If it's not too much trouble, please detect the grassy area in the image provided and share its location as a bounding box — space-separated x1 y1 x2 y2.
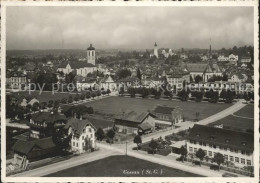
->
46 155 202 177
87 96 233 121
208 104 254 132
233 104 254 118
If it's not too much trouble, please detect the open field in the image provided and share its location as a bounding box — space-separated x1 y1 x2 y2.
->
46 155 201 177
87 96 233 121
208 104 254 132
233 104 254 118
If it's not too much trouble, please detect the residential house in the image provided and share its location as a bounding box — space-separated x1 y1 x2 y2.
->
114 111 156 134
29 111 67 139
75 76 97 91
240 57 251 63
217 55 229 62
201 55 208 62
142 77 164 88
28 98 40 106
6 72 27 90
187 124 254 168
12 137 57 165
180 53 188 59
99 75 117 91
228 73 247 83
152 105 183 127
229 54 239 65
118 77 141 91
65 118 96 154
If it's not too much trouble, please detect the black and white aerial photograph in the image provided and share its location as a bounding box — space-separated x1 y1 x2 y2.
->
1 1 258 181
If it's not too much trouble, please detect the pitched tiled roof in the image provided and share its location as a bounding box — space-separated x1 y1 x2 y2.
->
12 137 56 155
84 116 114 129
186 63 208 73
153 105 180 115
115 111 155 123
12 140 35 155
139 122 153 130
188 124 254 152
58 62 95 69
31 112 66 124
65 118 95 136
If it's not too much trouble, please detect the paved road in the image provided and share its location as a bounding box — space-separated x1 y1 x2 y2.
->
139 99 247 144
12 148 118 177
10 100 247 177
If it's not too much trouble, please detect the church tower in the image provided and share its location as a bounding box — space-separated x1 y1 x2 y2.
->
154 42 158 58
87 43 95 65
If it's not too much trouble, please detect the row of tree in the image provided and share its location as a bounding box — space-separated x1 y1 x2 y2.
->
179 147 224 171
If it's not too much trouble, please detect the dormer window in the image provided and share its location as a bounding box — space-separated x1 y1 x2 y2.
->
196 133 200 137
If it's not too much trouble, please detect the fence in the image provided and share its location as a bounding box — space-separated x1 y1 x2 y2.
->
186 157 253 176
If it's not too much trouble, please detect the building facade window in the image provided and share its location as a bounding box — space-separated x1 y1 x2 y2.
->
189 147 193 152
247 160 251 166
230 156 234 162
241 158 245 164
224 155 228 161
209 151 212 157
235 157 239 163
194 148 197 153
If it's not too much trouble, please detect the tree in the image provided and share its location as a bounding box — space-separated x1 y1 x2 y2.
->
96 91 101 98
52 126 72 151
137 68 142 80
106 129 115 144
220 89 227 101
80 93 85 101
101 90 106 96
179 146 187 162
74 94 79 103
68 96 73 103
128 87 136 98
26 104 32 112
61 98 67 104
84 136 92 152
116 69 132 79
16 106 25 120
47 100 54 108
194 75 203 83
214 153 224 171
119 87 124 96
177 89 189 101
32 102 40 112
86 93 91 100
149 139 159 155
91 92 97 99
195 91 204 102
225 90 235 103
195 148 206 166
106 89 111 95
133 135 142 150
141 88 150 98
96 128 105 141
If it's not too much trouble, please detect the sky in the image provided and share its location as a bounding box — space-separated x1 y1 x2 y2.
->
6 6 254 50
